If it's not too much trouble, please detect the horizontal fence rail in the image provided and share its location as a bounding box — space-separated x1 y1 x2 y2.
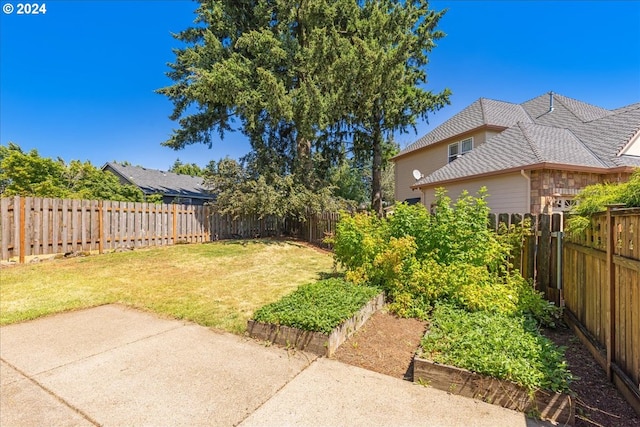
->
0 196 340 262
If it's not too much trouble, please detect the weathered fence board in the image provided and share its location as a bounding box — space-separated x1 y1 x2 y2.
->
0 196 339 262
563 207 640 415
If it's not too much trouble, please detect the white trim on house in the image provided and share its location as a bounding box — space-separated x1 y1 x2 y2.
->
619 130 640 157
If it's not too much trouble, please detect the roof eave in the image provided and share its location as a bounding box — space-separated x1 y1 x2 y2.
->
410 163 637 190
102 163 136 186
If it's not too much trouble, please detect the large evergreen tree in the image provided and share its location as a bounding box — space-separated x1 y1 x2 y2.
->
327 0 450 214
158 0 346 182
158 0 449 215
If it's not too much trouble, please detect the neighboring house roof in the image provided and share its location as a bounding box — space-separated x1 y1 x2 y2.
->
403 93 640 187
103 162 213 200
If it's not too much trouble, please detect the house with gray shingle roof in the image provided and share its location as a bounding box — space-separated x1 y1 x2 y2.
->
393 92 640 214
102 162 214 205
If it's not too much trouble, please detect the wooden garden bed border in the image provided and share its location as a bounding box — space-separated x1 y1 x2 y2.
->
247 293 384 357
412 355 575 426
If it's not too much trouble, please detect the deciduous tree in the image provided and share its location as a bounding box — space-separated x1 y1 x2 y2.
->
0 143 146 202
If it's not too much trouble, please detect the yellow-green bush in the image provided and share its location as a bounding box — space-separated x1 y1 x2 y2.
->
332 188 559 326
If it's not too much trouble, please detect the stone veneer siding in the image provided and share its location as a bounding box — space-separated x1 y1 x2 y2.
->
529 169 633 214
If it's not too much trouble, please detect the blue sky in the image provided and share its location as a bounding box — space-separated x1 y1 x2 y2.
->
1 1 639 171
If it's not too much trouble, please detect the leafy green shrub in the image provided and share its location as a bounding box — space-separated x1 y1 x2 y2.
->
331 211 389 273
567 169 640 234
252 278 380 334
421 304 572 393
332 188 549 324
384 189 511 268
330 187 567 393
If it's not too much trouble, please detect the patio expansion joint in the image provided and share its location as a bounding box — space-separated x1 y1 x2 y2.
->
235 355 320 426
1 356 101 426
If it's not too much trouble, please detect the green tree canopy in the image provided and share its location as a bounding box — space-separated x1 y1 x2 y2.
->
158 0 348 181
169 158 205 176
204 156 352 219
0 143 146 202
326 0 450 214
158 0 450 214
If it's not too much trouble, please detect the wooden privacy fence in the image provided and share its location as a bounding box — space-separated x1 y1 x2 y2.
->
0 196 340 262
487 209 639 413
487 212 564 304
562 206 640 414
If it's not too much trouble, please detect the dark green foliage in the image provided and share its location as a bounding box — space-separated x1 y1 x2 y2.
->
203 157 350 219
326 0 451 214
421 304 572 393
252 278 380 334
158 0 449 214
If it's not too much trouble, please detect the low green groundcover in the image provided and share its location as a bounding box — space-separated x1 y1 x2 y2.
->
252 278 380 334
421 303 572 393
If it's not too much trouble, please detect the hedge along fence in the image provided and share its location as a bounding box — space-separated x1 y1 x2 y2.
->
0 196 341 263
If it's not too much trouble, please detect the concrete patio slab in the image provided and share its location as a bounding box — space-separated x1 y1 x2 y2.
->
0 305 554 427
0 305 183 375
1 361 94 427
1 305 315 427
239 357 543 427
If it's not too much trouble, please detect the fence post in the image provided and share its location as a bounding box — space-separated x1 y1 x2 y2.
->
19 197 25 264
538 214 551 299
172 204 178 244
98 200 104 254
549 213 562 306
605 205 617 381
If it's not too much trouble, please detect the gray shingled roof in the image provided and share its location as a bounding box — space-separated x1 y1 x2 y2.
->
104 162 212 199
397 98 533 155
411 93 640 186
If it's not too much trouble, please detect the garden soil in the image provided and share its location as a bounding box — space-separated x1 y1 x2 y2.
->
332 310 640 427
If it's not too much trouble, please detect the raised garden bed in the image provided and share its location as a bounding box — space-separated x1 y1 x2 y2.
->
248 287 384 357
412 355 575 425
414 304 576 425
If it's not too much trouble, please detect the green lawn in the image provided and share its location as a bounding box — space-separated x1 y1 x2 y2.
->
0 240 335 334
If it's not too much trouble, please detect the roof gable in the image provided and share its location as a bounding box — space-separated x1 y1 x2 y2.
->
104 163 212 199
397 98 531 156
415 123 606 185
406 92 640 187
521 93 611 123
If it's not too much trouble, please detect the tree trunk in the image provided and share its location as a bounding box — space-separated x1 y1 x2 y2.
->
294 1 314 188
296 135 313 185
371 121 383 217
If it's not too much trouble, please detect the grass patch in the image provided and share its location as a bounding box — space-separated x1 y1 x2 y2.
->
420 303 572 393
252 278 380 334
0 240 334 334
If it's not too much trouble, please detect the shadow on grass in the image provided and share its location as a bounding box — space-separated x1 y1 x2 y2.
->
212 237 331 251
319 271 345 280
